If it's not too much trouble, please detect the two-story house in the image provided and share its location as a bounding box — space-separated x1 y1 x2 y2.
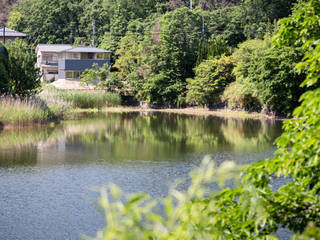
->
36 44 111 82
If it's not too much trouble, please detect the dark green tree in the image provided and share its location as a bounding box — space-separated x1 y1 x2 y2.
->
6 39 40 95
143 7 202 105
186 55 235 106
0 43 9 93
231 38 305 115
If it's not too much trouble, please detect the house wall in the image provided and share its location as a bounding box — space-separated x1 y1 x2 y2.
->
58 70 66 79
1 36 25 43
58 59 109 71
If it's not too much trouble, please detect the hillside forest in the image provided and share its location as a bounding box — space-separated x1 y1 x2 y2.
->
0 0 320 239
3 0 310 116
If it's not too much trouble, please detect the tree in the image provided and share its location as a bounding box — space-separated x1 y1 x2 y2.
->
112 32 144 95
0 43 9 93
142 7 202 105
229 38 305 115
6 39 41 95
186 55 235 106
80 63 120 92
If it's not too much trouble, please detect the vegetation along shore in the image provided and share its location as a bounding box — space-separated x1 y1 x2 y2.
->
0 0 319 239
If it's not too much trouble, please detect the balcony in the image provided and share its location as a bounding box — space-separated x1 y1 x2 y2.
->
58 59 109 71
42 61 58 66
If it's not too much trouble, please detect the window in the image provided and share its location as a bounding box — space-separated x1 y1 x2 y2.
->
74 71 80 79
66 71 81 79
67 53 79 59
97 52 111 60
66 72 73 79
97 53 105 59
81 53 94 59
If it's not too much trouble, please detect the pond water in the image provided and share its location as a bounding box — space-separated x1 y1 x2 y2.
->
0 112 283 240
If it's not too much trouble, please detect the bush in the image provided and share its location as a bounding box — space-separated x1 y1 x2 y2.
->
186 56 235 107
225 38 305 116
222 81 261 111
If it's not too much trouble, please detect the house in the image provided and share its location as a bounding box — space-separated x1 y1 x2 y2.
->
36 44 111 82
0 27 27 43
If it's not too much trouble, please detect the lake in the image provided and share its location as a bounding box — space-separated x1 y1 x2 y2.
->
0 112 283 239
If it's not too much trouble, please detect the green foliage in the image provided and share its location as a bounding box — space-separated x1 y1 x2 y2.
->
0 43 9 93
222 81 261 111
196 36 233 65
141 7 202 105
59 91 121 109
292 224 320 240
80 63 117 91
5 39 41 96
112 32 144 95
87 158 250 240
227 38 305 115
0 96 56 124
186 55 235 106
0 64 9 93
89 1 320 239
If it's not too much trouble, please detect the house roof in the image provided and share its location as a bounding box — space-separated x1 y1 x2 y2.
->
0 27 27 37
36 44 73 53
58 46 111 53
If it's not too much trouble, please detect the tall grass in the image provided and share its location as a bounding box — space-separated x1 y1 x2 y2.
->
0 86 121 125
41 85 121 109
59 91 121 109
0 96 51 124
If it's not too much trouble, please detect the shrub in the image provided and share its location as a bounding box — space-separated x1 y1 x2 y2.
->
230 38 305 116
186 56 235 107
222 81 261 111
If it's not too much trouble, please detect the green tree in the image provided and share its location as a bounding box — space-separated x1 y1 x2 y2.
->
6 39 40 95
0 43 9 93
112 32 144 95
229 38 305 115
142 7 202 105
8 0 83 44
80 63 120 92
186 55 235 106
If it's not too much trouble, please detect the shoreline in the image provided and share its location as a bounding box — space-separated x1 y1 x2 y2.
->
101 107 288 121
0 106 287 130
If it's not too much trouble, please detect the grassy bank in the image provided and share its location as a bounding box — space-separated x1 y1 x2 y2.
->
0 96 58 125
0 86 122 126
0 85 283 127
40 86 121 109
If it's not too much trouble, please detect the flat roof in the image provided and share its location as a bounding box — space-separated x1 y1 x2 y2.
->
59 46 111 53
0 27 27 37
36 44 73 53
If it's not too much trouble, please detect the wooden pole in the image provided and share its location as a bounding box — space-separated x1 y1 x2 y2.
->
2 25 5 44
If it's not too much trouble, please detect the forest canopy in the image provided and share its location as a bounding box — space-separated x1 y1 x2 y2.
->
6 0 302 114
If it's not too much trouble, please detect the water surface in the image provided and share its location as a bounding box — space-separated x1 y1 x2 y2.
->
0 112 283 239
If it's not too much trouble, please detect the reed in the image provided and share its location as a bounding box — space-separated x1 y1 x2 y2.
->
0 96 50 124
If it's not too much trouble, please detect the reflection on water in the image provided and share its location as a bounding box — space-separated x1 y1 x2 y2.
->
0 112 283 240
0 112 282 167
